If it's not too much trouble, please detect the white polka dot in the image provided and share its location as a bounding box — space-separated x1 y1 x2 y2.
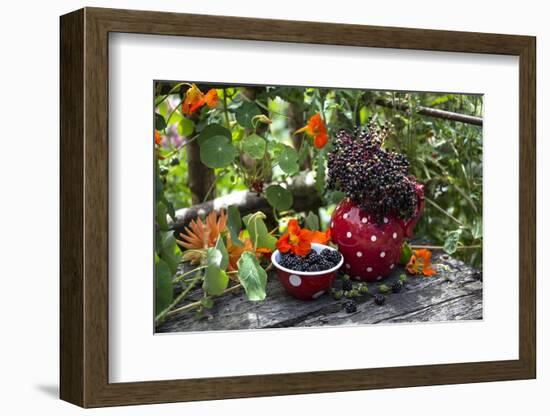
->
361 217 368 224
345 263 350 269
380 251 386 258
390 264 395 269
346 231 352 238
383 217 389 224
289 275 302 287
355 276 362 281
312 290 325 299
371 235 377 242
392 232 397 239
356 251 363 257
367 267 373 272
343 213 348 219
377 276 383 281
331 221 334 227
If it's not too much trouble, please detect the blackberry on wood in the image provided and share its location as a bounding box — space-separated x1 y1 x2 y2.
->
374 294 386 306
344 300 357 313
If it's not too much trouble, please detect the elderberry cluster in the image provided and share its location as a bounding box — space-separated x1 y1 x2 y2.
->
327 122 418 223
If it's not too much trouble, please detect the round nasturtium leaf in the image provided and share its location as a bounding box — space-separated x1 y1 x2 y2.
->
197 123 232 145
200 135 237 168
178 117 195 137
265 185 293 211
235 101 262 128
242 134 266 160
276 146 299 175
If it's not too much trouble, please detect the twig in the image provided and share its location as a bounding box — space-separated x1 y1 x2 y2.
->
373 98 483 126
410 244 482 250
167 283 243 317
425 197 464 228
155 270 204 325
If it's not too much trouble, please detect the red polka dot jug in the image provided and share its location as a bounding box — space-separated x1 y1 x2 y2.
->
330 183 425 281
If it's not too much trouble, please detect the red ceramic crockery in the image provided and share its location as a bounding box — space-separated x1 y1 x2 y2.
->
271 243 344 301
330 183 424 281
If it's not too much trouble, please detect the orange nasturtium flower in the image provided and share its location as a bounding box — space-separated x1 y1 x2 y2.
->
295 112 329 149
154 130 162 145
276 219 331 257
406 249 436 277
181 84 219 116
176 209 269 273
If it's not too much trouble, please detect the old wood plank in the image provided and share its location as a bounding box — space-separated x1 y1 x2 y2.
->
156 251 482 333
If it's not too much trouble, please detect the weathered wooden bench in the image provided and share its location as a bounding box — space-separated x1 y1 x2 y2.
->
157 249 482 333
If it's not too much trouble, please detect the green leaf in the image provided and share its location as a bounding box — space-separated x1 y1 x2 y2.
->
237 252 268 301
242 134 266 159
276 146 299 175
235 101 261 128
203 265 229 296
472 220 482 240
197 123 232 145
227 205 243 246
201 297 214 309
444 229 462 254
242 211 277 251
159 232 180 275
305 211 320 231
156 202 169 231
399 241 412 265
155 112 167 131
265 185 293 211
200 135 237 168
206 247 223 267
215 235 229 270
155 258 173 315
178 117 195 137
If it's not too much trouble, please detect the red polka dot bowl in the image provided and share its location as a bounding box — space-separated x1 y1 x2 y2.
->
330 183 424 282
271 243 344 301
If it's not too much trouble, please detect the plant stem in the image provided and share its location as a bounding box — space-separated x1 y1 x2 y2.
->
222 89 231 129
172 265 207 283
410 244 482 250
161 134 200 159
155 269 204 325
425 197 464 228
167 283 243 317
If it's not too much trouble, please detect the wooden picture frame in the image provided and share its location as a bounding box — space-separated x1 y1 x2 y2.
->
60 7 536 408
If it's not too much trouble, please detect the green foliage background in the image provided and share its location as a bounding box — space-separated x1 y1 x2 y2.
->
155 84 482 269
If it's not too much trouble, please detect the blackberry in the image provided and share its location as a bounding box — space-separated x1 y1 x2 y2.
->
374 294 386 306
320 249 342 265
308 263 324 272
279 253 303 271
305 251 322 266
342 280 353 291
326 122 419 223
170 157 180 166
344 300 357 313
391 281 403 293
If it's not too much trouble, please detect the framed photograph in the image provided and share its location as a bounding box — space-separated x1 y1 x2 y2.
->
60 7 536 408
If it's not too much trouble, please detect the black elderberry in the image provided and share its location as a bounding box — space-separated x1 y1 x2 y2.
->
327 122 419 224
342 280 353 291
374 294 386 306
391 281 403 293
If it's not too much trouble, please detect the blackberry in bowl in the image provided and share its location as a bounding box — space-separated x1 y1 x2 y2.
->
271 243 344 301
